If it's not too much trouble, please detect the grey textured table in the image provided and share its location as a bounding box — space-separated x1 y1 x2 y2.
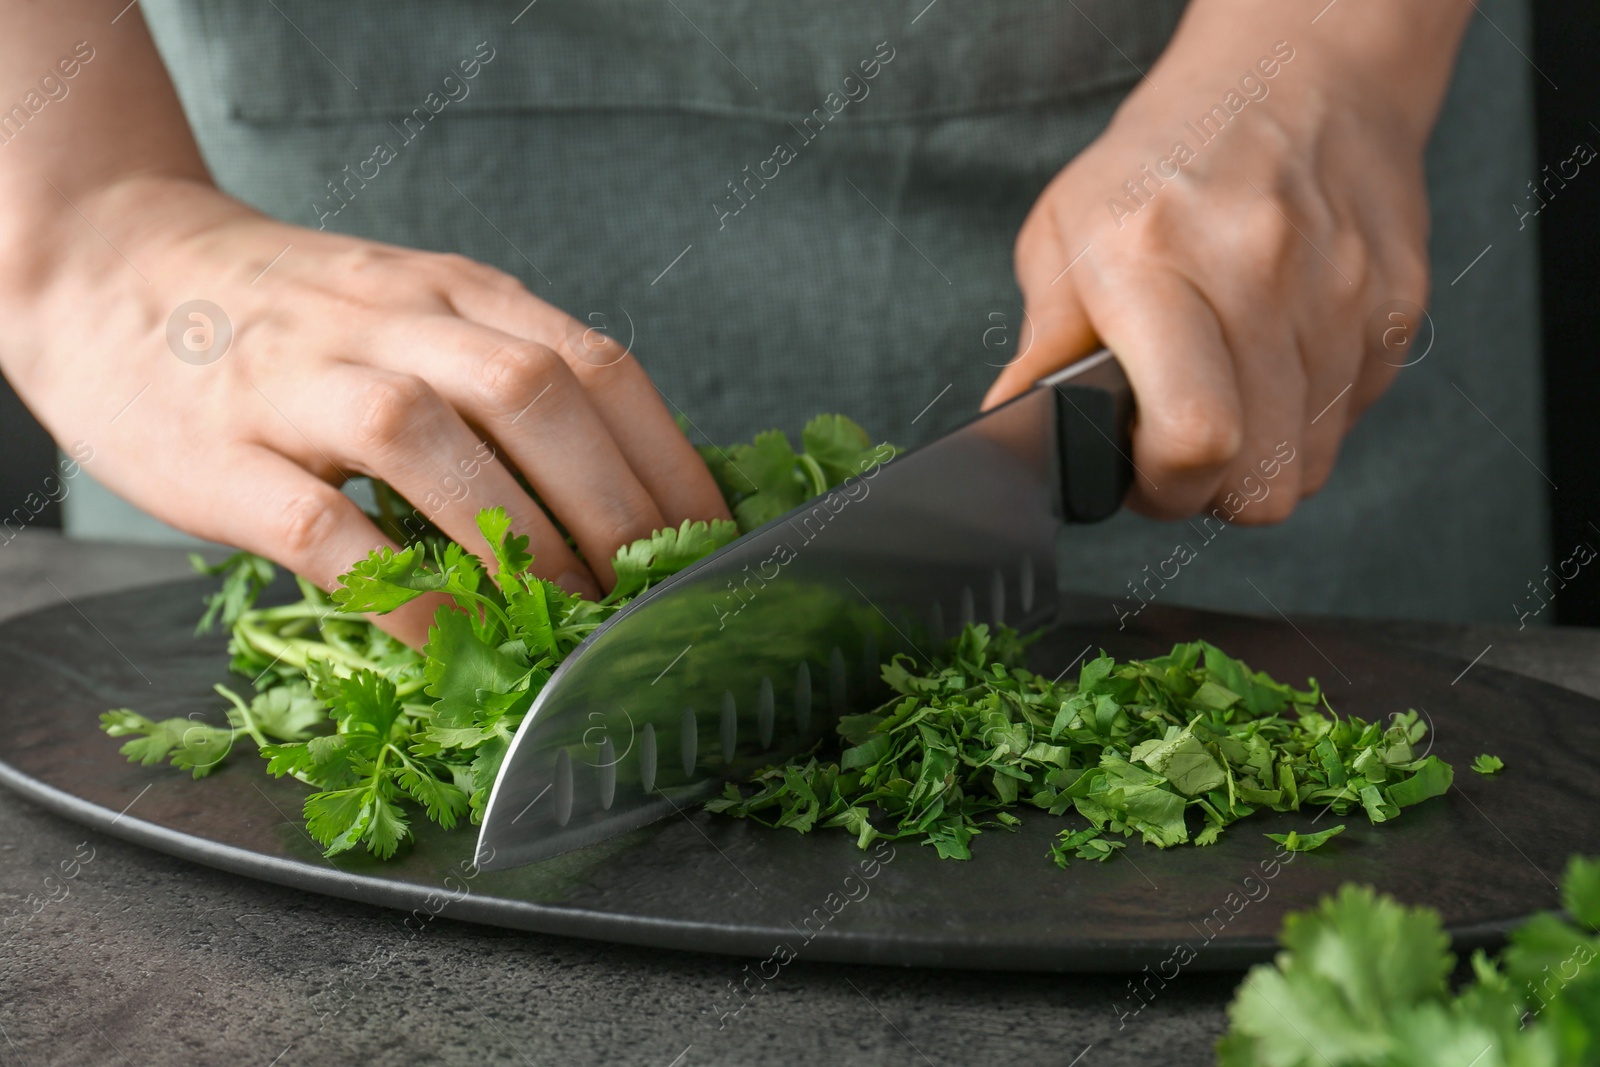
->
1 533 1592 1067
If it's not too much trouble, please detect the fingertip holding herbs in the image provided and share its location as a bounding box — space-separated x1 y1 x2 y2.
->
102 413 1464 865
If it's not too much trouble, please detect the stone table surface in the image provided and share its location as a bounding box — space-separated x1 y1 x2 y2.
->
0 531 1593 1067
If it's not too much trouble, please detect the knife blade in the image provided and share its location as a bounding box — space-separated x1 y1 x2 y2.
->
475 350 1134 870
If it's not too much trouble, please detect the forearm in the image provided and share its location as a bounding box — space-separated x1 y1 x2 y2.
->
0 2 221 378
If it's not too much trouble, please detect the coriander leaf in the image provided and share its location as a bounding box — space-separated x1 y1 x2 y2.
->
99 710 237 779
724 430 806 529
1130 725 1227 797
303 787 369 852
1050 828 1125 868
1384 756 1454 809
192 551 277 634
467 735 511 821
423 607 529 726
1265 824 1346 853
248 683 326 742
1471 753 1505 776
1221 861 1600 1066
607 518 739 602
1220 884 1454 1065
364 793 410 859
475 506 533 593
800 414 896 486
327 669 405 739
329 545 440 613
397 762 469 830
1560 855 1600 930
507 578 555 660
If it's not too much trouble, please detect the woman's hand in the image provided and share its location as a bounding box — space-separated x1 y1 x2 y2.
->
0 175 730 645
988 0 1472 522
0 3 728 647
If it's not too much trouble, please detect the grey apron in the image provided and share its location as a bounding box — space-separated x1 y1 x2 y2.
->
78 0 1544 625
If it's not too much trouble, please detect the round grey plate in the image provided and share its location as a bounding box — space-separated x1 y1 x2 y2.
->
0 578 1593 972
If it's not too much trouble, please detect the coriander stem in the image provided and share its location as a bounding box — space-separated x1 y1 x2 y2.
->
797 453 829 497
236 615 381 674
251 602 334 622
214 684 271 749
450 588 514 638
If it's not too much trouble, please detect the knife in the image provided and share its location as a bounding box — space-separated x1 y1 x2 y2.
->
475 349 1135 870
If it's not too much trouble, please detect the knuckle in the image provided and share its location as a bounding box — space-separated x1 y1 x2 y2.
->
1239 483 1299 525
561 330 635 382
1227 208 1295 275
590 498 661 554
1120 209 1180 258
1149 401 1244 473
435 252 523 291
1333 234 1372 293
333 245 392 280
351 374 432 451
430 252 479 276
273 489 345 560
474 342 560 410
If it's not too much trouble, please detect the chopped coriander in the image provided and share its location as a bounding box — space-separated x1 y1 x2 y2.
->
1264 825 1346 853
1471 753 1505 776
1050 828 1126 868
710 630 1456 866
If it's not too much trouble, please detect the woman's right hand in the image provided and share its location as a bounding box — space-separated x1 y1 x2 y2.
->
0 174 731 645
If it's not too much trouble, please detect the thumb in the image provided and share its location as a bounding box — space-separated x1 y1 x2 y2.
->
983 222 1101 410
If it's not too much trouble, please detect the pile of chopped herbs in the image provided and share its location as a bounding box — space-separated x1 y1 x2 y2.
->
100 415 893 859
707 623 1459 862
1219 855 1600 1066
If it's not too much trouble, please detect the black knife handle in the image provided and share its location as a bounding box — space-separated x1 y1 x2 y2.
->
1046 350 1135 524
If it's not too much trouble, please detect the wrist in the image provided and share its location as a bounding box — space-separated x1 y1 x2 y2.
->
1134 0 1472 147
0 172 237 388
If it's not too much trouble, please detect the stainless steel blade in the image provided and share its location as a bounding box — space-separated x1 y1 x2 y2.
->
475 350 1131 870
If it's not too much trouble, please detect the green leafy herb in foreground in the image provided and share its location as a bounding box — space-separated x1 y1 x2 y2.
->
709 626 1456 863
1473 753 1506 776
101 416 893 859
1219 855 1600 1066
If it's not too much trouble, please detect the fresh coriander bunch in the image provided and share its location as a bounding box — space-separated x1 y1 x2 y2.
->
106 508 736 858
708 627 1456 864
100 414 895 860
